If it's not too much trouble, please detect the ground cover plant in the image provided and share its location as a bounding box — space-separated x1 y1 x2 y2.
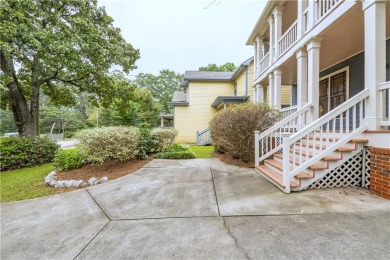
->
190 145 214 158
210 103 279 163
155 143 195 159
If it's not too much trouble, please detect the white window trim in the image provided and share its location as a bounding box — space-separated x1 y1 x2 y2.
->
319 66 350 112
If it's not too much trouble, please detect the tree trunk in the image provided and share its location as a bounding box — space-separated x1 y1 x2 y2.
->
1 51 38 136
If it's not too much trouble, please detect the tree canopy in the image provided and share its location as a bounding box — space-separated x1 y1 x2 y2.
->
199 62 236 72
134 69 183 114
0 0 140 136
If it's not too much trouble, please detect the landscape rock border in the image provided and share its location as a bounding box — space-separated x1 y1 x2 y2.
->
44 170 108 188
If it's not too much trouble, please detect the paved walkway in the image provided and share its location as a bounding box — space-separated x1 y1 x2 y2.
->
1 159 389 259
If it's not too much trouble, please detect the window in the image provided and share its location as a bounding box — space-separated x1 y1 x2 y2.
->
319 67 349 117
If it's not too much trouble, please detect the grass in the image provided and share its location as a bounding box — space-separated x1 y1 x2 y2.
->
190 145 214 158
0 163 62 203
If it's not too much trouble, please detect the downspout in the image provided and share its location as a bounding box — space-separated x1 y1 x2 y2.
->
245 67 248 96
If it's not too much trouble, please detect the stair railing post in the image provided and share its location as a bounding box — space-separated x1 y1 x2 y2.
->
255 131 260 166
196 130 200 145
282 132 292 193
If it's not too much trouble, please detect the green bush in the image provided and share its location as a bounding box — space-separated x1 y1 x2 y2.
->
210 103 279 163
151 128 178 152
137 128 159 159
156 151 195 159
0 136 59 171
169 143 190 152
76 126 140 163
54 148 87 171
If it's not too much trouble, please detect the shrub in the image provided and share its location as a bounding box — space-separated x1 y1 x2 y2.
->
169 143 190 152
54 148 87 171
210 103 279 163
150 128 178 152
0 136 59 171
156 151 195 159
137 128 159 159
76 126 140 163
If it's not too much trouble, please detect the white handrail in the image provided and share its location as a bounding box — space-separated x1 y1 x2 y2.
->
379 81 390 126
282 88 370 192
259 52 270 74
280 105 298 119
254 103 312 165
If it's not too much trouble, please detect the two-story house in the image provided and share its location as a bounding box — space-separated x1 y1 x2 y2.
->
248 0 389 198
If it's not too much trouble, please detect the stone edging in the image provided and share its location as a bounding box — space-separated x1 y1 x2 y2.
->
44 170 108 188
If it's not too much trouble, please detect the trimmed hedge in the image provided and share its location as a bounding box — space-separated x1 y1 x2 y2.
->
210 103 279 163
54 148 87 171
151 128 178 152
0 136 59 171
77 126 140 163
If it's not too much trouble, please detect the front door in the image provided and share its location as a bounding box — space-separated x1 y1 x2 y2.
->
319 70 348 117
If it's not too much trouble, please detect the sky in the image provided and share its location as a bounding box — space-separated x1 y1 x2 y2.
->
98 0 267 76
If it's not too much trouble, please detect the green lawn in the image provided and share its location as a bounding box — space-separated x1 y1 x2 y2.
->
190 145 214 158
0 163 61 203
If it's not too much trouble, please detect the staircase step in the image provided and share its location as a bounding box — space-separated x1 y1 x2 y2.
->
273 154 327 170
255 165 299 188
289 148 341 161
350 139 369 143
295 172 314 179
304 136 340 142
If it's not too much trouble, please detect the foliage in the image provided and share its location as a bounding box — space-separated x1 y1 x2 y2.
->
54 148 87 171
76 126 140 163
137 128 159 159
0 163 61 203
151 128 178 152
0 136 59 171
156 151 195 159
87 107 113 127
0 0 139 135
0 109 16 135
190 145 214 158
199 62 236 72
210 103 279 163
170 143 190 152
134 70 183 114
111 87 161 128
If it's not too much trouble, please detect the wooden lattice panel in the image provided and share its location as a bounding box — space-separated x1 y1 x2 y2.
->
309 149 371 190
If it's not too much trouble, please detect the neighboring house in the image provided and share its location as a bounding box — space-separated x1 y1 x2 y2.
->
248 0 389 198
170 57 255 144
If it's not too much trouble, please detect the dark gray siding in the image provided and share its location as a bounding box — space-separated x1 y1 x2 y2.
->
320 52 364 98
291 84 297 106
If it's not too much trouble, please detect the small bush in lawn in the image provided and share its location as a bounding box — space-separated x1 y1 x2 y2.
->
0 136 59 171
210 103 279 163
54 148 88 171
169 143 190 152
76 126 140 163
156 151 195 159
150 128 178 152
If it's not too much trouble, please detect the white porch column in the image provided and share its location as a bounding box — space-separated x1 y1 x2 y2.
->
257 83 264 104
257 37 264 71
307 0 316 30
297 0 303 39
273 7 283 60
263 86 268 104
253 42 257 78
268 73 274 107
362 0 387 130
268 15 275 63
274 68 282 110
307 38 322 122
296 48 308 109
253 86 257 103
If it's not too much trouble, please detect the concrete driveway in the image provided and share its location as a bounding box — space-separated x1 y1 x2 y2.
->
1 159 389 259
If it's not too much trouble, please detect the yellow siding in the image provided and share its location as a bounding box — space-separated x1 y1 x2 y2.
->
235 69 246 96
175 81 233 143
247 60 254 101
281 85 291 106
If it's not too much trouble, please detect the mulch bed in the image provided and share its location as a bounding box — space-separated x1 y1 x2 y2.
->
212 152 255 168
55 156 153 181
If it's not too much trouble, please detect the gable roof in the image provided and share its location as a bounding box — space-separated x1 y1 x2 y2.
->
183 71 234 82
169 91 189 106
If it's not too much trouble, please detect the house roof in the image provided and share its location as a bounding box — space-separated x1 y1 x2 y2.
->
169 91 189 106
231 57 254 80
211 96 250 109
183 71 234 82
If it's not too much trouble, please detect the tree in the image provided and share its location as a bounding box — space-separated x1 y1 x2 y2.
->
199 62 236 72
134 69 183 114
0 0 140 136
0 110 16 135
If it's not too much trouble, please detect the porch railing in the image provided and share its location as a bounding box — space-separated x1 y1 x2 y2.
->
280 105 298 120
281 89 369 192
259 52 270 75
255 103 312 165
315 0 341 22
278 20 298 56
379 81 390 126
196 127 212 145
